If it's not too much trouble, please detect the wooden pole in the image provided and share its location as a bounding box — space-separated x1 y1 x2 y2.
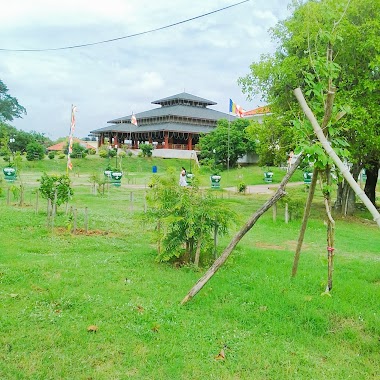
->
73 208 77 234
294 87 380 227
181 154 303 305
272 203 277 222
285 203 289 224
84 207 88 234
292 167 318 276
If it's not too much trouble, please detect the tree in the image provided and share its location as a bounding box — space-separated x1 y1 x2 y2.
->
67 142 87 158
239 0 380 214
145 171 236 265
139 143 153 157
39 173 73 207
246 115 297 167
199 118 254 169
0 79 26 122
26 141 45 161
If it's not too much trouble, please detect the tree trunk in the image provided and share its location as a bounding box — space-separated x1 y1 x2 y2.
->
338 164 361 216
194 237 202 267
323 166 335 292
180 154 303 305
292 167 319 277
364 163 379 206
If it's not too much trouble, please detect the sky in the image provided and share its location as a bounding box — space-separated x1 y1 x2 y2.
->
1 0 291 141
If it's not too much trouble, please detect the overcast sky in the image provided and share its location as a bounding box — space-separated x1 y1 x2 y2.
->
1 0 291 140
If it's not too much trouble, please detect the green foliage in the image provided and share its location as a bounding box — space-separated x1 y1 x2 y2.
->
139 143 153 157
48 151 55 160
98 149 108 158
237 182 247 193
0 79 27 122
98 146 116 158
69 142 87 158
199 118 255 168
87 148 96 155
38 173 73 206
26 141 45 161
145 171 237 264
239 0 379 170
278 188 307 221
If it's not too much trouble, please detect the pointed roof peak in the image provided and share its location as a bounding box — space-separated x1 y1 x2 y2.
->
152 92 217 106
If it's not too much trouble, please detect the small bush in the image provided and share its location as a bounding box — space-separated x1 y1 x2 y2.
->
237 182 247 193
139 143 153 157
99 149 108 158
48 151 55 159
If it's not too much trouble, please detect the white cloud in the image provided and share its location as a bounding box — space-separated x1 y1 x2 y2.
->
1 0 292 139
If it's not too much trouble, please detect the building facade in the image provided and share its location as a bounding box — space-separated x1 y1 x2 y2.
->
90 92 235 151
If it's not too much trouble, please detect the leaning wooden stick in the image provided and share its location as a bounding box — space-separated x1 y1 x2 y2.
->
291 166 318 277
181 154 303 305
293 87 380 228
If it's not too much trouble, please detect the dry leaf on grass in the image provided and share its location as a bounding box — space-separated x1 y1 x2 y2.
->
87 325 98 333
215 348 225 361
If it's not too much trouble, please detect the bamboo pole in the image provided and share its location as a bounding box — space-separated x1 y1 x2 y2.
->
294 87 380 228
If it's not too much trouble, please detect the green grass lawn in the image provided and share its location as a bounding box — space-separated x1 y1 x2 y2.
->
0 156 379 379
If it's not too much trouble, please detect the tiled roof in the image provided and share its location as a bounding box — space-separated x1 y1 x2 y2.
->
152 92 216 106
47 138 94 151
91 92 235 136
91 122 215 135
244 106 271 116
107 104 232 124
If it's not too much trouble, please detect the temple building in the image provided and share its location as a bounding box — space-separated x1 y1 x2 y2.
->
90 92 234 151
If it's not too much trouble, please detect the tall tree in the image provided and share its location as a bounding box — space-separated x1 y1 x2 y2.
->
239 0 380 213
0 79 26 122
199 118 255 169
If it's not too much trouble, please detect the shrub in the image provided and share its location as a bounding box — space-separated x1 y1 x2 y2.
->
48 151 55 159
26 142 45 161
99 149 108 158
237 182 247 193
139 143 153 157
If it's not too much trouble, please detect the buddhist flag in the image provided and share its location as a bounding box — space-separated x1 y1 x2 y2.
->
229 99 246 117
131 112 138 126
67 155 73 170
67 105 77 171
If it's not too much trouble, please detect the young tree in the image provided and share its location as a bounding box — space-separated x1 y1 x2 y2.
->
39 173 73 207
145 171 236 265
